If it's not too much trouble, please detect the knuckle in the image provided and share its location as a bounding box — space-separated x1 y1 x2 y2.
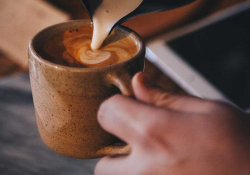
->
155 92 175 106
142 124 155 139
205 101 235 119
136 109 171 146
139 121 159 144
205 101 219 110
203 101 226 113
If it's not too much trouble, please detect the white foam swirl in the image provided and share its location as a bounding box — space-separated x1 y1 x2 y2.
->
61 28 137 67
79 49 111 65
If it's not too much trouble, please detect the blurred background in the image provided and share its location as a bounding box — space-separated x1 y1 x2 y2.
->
0 0 248 174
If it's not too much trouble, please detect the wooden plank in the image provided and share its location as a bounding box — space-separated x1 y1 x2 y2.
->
0 0 70 69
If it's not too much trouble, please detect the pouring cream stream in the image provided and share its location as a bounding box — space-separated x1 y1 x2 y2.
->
91 0 143 50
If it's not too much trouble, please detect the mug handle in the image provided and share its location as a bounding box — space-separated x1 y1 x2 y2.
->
96 72 134 156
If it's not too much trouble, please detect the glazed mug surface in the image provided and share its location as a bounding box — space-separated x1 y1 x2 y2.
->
29 20 145 159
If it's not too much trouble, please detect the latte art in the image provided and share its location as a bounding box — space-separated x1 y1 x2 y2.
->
81 50 111 64
63 32 111 65
43 26 137 68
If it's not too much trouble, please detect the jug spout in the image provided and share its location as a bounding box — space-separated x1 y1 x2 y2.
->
80 0 103 20
81 0 196 22
126 0 196 20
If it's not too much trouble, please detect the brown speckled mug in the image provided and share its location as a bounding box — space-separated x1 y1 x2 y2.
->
28 20 145 159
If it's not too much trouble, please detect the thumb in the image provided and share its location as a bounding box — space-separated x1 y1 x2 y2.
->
132 72 205 112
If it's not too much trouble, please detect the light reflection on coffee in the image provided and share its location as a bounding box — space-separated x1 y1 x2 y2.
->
43 26 138 68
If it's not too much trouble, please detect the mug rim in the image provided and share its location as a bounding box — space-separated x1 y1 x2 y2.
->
29 19 145 72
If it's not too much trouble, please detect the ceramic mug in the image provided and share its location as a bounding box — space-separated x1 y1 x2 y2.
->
29 20 145 159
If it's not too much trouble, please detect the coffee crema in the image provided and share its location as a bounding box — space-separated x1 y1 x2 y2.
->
43 26 138 68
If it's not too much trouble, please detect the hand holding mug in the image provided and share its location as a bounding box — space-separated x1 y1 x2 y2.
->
95 72 250 175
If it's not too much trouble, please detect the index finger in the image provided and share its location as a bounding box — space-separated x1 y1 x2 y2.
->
132 72 214 114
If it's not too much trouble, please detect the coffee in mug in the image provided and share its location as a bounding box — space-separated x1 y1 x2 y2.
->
40 25 138 68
